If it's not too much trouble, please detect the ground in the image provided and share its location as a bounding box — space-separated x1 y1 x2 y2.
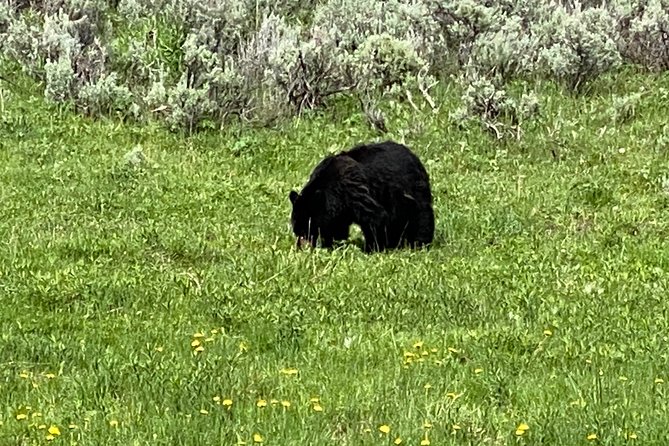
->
1 67 669 444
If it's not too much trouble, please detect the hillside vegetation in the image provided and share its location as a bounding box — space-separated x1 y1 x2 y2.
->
2 0 669 445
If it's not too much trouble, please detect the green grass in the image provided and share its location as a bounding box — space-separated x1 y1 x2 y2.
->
1 66 669 445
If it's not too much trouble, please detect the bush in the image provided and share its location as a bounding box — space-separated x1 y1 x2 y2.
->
617 0 669 71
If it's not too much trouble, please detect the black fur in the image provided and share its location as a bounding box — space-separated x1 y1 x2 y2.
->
289 140 434 252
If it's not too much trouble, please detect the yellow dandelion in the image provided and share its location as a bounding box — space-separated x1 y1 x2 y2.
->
193 332 205 338
474 368 483 374
413 341 424 349
430 348 438 353
280 367 299 375
655 378 664 384
253 433 263 443
199 409 209 415
424 383 432 390
44 373 56 379
626 432 638 440
37 424 46 430
109 420 119 428
543 329 553 336
46 435 55 441
210 328 219 334
447 347 459 354
155 346 164 352
587 433 597 440
423 421 433 429
312 403 323 412
16 413 28 421
19 371 29 379
48 426 61 436
191 339 201 347
379 424 391 434
195 346 205 353
515 423 529 436
281 400 291 408
421 351 429 357
309 397 320 403
213 396 221 403
32 412 41 418
452 424 461 431
394 437 402 444
222 399 233 407
420 434 430 445
256 399 267 408
270 399 279 405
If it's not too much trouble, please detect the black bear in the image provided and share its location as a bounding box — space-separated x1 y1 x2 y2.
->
288 140 434 252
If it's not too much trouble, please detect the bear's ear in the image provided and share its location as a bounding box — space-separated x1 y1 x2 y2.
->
289 190 299 204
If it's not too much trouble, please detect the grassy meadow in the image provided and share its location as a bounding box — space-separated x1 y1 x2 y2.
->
2 64 669 445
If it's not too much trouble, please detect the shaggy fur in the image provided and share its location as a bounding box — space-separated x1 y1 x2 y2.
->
288 140 434 252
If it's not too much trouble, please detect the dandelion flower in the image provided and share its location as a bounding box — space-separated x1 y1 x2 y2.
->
191 339 201 348
48 426 61 436
309 397 320 403
420 434 430 445
474 368 483 374
452 424 461 431
213 396 221 403
313 403 323 412
515 423 529 436
423 421 433 429
253 433 263 443
155 346 164 352
193 332 205 338
430 348 438 353
424 384 432 390
210 328 219 334
281 400 291 408
394 437 402 444
37 424 46 430
256 399 267 408
223 399 233 407
16 414 28 421
626 432 638 440
44 373 56 379
421 351 429 357
270 399 279 405
109 420 119 428
195 346 205 353
280 368 298 375
19 371 29 379
543 329 553 336
199 409 209 415
655 378 664 384
46 435 55 441
379 425 390 434
447 347 459 354
587 433 597 440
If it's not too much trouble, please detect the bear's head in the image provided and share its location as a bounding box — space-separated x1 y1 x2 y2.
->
289 189 322 249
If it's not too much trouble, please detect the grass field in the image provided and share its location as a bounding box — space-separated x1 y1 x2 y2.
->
2 65 669 445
